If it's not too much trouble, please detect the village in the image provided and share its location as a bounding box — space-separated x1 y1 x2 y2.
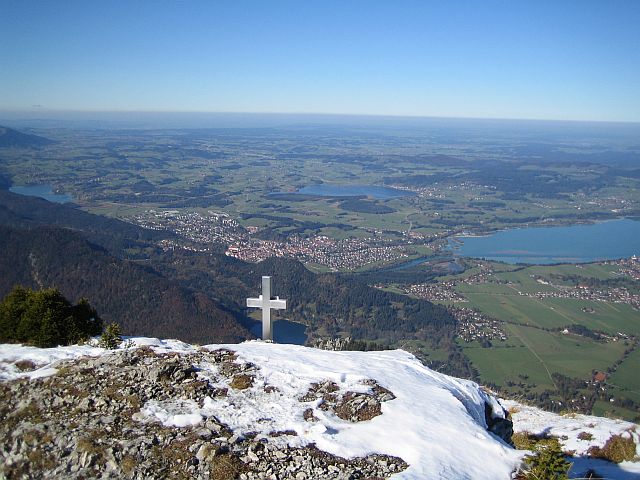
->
522 284 640 311
128 210 640 308
130 209 245 246
227 235 410 270
402 281 467 303
450 306 508 343
128 208 411 270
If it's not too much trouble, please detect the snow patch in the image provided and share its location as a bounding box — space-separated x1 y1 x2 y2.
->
0 342 106 380
138 399 204 428
202 341 521 480
502 399 638 455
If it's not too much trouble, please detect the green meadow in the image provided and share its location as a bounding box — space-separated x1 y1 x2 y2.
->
462 324 627 393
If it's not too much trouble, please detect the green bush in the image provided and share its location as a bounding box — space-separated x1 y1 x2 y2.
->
99 322 122 350
522 438 571 480
0 286 102 347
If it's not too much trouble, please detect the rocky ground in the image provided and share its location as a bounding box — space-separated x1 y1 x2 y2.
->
0 347 408 479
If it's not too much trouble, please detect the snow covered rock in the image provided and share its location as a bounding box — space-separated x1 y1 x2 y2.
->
0 338 601 479
502 399 640 479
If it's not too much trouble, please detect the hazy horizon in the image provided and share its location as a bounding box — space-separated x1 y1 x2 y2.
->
2 109 640 130
2 1 639 123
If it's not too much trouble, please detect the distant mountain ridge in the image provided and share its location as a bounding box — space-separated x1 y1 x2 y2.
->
0 126 55 148
0 189 172 255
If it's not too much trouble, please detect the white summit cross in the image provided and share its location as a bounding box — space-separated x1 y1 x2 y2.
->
246 276 286 341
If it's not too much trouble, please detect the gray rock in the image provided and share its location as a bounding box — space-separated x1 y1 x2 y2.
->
0 348 409 480
195 427 213 440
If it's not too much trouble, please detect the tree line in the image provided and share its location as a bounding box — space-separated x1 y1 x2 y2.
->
0 286 102 348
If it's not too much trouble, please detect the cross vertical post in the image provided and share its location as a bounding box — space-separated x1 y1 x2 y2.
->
246 276 287 342
260 276 272 340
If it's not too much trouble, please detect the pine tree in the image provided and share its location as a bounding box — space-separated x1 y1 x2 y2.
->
0 285 29 342
0 285 103 347
523 438 571 480
99 322 122 349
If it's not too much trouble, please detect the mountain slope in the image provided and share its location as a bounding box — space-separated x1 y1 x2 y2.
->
0 190 171 255
0 126 55 148
0 226 250 343
0 189 457 352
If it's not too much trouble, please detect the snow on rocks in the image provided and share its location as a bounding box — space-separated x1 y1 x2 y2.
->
0 338 523 479
2 337 638 478
0 342 106 380
0 337 195 381
502 399 638 456
0 341 405 479
208 341 521 480
502 399 640 479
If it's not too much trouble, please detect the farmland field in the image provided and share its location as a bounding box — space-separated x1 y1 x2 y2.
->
463 324 628 392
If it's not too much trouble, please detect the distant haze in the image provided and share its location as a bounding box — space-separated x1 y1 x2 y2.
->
1 111 640 133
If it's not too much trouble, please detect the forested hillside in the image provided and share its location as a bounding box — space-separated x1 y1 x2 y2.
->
0 126 55 148
150 252 456 345
0 190 171 256
0 226 250 343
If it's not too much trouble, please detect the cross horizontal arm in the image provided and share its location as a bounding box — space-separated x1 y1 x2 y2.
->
247 297 262 308
269 298 286 309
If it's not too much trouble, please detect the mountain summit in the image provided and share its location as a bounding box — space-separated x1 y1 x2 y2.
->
1 339 638 479
0 339 518 479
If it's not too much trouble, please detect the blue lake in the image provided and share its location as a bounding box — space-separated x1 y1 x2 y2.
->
449 219 640 264
9 184 73 204
294 184 413 199
250 319 307 345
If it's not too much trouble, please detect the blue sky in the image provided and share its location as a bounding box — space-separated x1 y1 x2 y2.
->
1 1 639 122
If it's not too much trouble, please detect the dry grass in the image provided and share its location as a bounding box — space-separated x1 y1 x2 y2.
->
76 428 108 464
103 384 125 401
125 394 141 409
21 429 40 446
10 401 43 425
55 365 73 376
230 374 254 390
512 431 560 451
59 383 89 399
137 346 158 357
14 359 36 371
26 448 57 470
120 454 137 474
588 433 637 463
209 453 245 480
578 431 594 441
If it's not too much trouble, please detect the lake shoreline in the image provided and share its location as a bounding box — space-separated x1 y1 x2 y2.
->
447 217 640 265
9 184 74 204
